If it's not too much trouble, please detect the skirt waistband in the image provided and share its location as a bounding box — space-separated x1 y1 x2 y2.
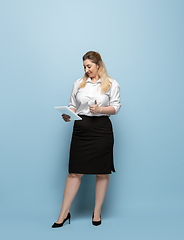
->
78 114 109 118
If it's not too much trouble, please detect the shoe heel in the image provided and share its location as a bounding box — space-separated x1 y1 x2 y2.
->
52 212 71 228
68 212 71 224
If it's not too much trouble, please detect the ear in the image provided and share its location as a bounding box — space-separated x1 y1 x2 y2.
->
96 63 100 69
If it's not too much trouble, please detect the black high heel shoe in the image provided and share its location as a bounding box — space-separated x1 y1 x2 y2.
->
52 212 71 228
92 212 101 226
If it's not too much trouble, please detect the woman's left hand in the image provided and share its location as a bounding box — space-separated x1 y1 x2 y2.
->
89 100 101 114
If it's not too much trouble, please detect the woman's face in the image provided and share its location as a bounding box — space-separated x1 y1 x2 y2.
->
83 59 99 79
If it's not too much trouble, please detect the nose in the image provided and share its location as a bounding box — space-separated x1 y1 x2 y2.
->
85 67 89 73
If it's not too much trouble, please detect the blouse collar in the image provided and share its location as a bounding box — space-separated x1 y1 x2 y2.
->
86 77 101 83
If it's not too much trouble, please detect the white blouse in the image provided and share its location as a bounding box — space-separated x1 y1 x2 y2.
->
69 78 121 116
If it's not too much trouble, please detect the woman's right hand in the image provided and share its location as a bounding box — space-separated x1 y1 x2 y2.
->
62 114 71 122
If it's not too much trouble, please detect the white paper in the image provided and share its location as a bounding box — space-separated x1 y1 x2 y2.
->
55 106 82 120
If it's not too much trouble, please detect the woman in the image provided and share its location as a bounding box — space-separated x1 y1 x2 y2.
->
52 51 121 228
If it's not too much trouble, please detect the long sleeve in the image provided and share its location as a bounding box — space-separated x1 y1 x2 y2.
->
109 80 121 114
68 79 81 110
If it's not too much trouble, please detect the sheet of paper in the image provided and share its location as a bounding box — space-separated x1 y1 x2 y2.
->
55 106 82 120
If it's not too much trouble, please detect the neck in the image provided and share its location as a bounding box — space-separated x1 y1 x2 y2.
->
90 75 99 83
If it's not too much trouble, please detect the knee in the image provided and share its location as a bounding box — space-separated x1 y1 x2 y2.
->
68 173 84 179
96 174 109 179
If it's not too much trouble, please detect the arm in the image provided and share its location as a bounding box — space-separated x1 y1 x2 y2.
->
109 81 121 114
99 106 115 115
69 107 76 113
62 108 76 122
90 81 121 115
89 103 115 115
62 80 79 122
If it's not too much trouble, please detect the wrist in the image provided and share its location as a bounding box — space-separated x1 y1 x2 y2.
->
98 106 103 113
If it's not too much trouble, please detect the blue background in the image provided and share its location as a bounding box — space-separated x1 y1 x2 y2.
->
0 0 184 239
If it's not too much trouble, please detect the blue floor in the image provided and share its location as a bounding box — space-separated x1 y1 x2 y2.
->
1 212 184 240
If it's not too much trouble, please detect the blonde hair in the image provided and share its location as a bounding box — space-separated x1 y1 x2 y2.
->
79 51 112 93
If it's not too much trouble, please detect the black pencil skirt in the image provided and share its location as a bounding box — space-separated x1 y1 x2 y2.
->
68 115 115 174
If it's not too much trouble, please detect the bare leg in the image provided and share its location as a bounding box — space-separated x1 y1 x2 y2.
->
93 174 109 221
56 173 83 223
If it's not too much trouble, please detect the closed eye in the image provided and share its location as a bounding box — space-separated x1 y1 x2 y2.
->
83 64 91 69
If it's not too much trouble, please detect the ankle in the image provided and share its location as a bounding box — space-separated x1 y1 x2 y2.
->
94 208 101 215
93 211 101 219
58 210 69 222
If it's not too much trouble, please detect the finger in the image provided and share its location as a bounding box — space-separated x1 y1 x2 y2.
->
62 114 70 117
95 100 97 105
62 115 71 121
64 115 70 118
64 117 71 122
